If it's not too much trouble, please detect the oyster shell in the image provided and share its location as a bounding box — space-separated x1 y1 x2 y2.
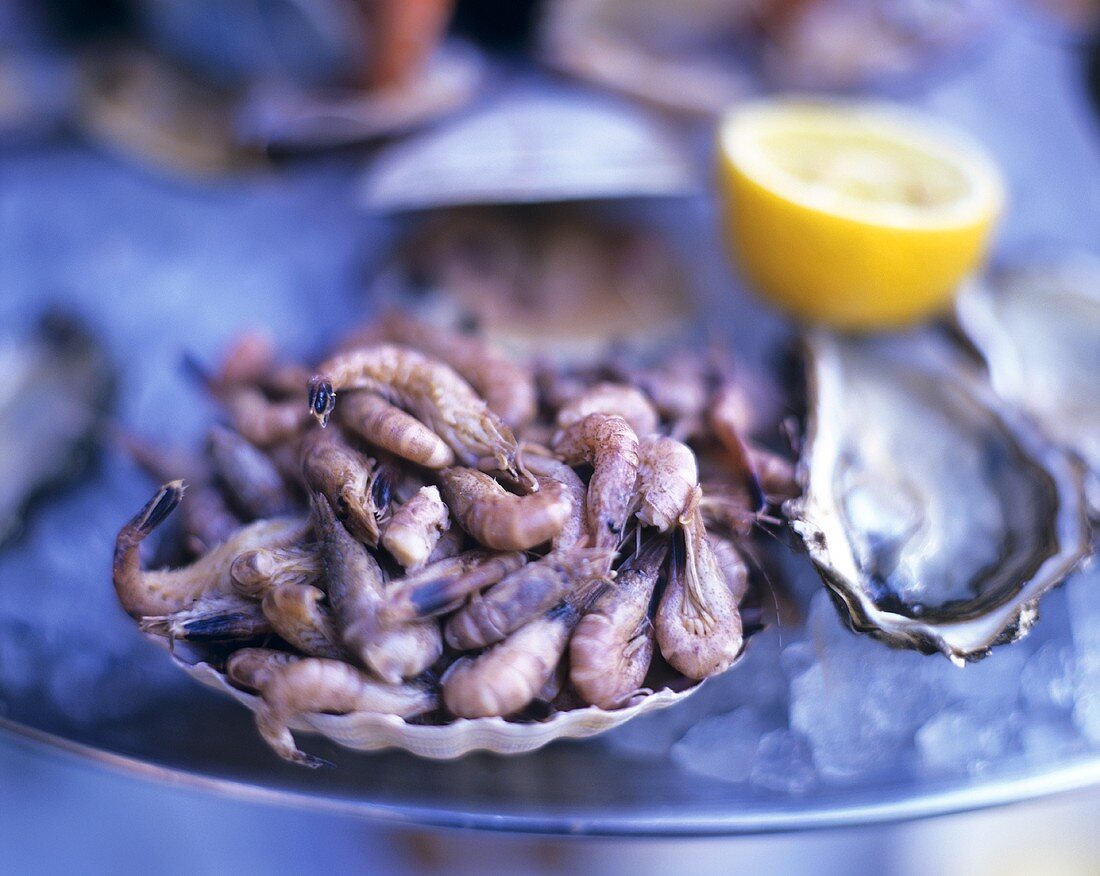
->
956 255 1100 515
789 331 1090 664
166 644 707 760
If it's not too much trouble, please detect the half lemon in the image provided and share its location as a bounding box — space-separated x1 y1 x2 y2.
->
718 100 1005 329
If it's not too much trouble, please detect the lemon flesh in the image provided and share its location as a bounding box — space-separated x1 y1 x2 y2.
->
718 101 1004 329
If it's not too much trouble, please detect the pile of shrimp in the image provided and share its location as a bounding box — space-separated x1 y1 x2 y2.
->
112 310 798 766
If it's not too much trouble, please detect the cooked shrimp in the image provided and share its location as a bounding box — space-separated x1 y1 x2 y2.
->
709 535 750 604
439 467 570 551
370 310 538 430
140 594 271 641
226 647 296 690
112 481 309 617
314 493 441 683
442 600 589 719
262 582 345 659
534 360 594 411
615 350 710 440
307 343 529 487
227 650 437 767
552 413 640 551
230 545 324 599
445 547 614 650
426 525 464 563
709 386 764 510
521 449 588 550
300 427 382 546
556 382 659 438
213 330 277 387
636 436 698 532
381 550 526 623
207 425 295 519
338 391 455 469
221 385 310 448
209 331 311 399
570 540 668 709
747 444 800 501
115 430 239 554
381 485 450 571
698 483 757 538
655 490 743 680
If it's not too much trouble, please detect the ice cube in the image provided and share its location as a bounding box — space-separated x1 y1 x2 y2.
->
915 705 1020 777
608 627 791 760
750 730 818 795
1066 562 1100 745
670 706 771 784
939 645 1025 711
789 592 944 782
1021 716 1086 766
1020 642 1076 714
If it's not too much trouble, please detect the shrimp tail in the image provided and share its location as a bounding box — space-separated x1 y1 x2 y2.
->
140 602 270 641
130 479 187 539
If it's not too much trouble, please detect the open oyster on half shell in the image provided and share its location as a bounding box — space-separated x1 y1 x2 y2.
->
956 254 1100 516
789 331 1090 664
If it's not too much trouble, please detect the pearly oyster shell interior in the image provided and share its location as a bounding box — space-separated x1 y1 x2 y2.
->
166 645 706 760
790 331 1090 664
956 255 1100 515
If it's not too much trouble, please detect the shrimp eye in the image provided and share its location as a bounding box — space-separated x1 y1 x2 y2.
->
308 379 336 425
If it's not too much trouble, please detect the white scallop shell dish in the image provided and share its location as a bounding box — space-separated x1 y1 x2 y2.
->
178 655 706 760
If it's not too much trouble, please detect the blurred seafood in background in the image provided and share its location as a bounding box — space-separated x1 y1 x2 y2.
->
360 88 698 361
1020 0 1100 37
957 253 1100 515
0 49 74 144
78 48 253 174
759 0 997 90
540 0 998 113
0 314 114 547
68 0 483 168
0 2 76 144
539 0 757 116
372 205 695 363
